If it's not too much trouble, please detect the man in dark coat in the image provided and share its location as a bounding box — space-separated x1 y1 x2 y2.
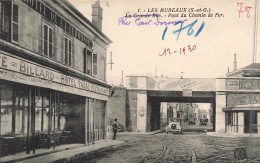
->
112 118 118 140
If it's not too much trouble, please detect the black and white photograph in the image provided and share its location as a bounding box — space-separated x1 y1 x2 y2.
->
0 0 260 162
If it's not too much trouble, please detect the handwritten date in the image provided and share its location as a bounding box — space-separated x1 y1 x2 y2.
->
159 45 197 56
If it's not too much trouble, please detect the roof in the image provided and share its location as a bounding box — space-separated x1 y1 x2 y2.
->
244 63 260 69
226 63 260 77
222 104 260 111
57 0 112 44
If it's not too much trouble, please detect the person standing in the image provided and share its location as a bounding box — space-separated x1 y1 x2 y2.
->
112 118 118 140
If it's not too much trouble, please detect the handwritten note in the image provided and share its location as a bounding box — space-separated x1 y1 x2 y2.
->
162 19 205 41
237 2 252 18
159 45 197 56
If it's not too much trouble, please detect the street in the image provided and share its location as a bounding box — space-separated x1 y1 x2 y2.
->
83 132 260 163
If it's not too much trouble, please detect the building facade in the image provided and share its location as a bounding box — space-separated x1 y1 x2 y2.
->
216 62 260 134
0 0 112 156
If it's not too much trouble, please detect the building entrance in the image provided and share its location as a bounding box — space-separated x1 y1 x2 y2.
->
244 111 258 133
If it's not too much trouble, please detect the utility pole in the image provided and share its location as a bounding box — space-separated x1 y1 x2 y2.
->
120 71 124 86
108 51 114 70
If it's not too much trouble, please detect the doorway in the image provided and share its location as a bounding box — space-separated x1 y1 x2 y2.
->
244 111 258 133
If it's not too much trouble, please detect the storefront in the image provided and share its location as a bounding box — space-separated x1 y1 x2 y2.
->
223 104 260 134
215 62 260 134
0 51 109 156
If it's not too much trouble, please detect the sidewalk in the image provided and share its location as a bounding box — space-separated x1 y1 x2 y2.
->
0 140 124 163
207 132 260 138
117 130 163 135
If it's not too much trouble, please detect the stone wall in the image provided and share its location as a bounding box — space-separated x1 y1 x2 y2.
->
126 90 137 132
107 88 126 129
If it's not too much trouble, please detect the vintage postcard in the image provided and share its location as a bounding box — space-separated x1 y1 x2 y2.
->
0 0 259 162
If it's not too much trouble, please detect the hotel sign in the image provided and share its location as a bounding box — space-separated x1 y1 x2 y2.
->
226 79 239 90
0 53 109 96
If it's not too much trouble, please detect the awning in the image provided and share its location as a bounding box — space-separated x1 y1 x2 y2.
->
222 104 260 112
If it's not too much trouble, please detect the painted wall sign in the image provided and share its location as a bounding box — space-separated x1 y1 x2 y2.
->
183 89 192 96
127 77 216 91
226 79 239 90
0 53 109 96
21 0 93 48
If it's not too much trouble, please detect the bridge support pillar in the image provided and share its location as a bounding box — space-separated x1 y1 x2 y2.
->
136 92 147 132
215 92 226 133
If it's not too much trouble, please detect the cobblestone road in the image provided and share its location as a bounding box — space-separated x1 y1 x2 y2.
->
84 132 260 163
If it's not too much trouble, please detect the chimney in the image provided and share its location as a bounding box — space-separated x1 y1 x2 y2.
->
92 0 103 31
233 53 237 71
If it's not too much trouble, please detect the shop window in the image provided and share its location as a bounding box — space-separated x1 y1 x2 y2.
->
35 91 43 132
58 101 66 131
15 89 28 135
0 1 19 43
0 90 13 135
0 83 29 136
42 95 49 132
64 37 72 66
227 112 233 125
42 24 54 58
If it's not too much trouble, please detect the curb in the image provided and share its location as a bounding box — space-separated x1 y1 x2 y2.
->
51 141 124 163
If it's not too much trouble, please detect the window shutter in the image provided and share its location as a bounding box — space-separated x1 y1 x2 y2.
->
64 37 68 64
12 3 18 42
93 54 97 76
69 40 71 66
83 48 87 73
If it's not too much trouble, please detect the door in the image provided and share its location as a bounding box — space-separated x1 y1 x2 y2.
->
244 111 258 133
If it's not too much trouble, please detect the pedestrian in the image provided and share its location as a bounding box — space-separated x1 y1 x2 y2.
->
112 118 118 140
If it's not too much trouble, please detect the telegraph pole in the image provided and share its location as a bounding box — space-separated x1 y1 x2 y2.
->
108 51 114 70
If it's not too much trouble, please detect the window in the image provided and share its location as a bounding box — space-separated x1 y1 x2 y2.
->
93 54 97 76
83 48 98 76
43 24 53 57
227 112 232 125
64 37 72 66
0 1 18 43
1 89 13 135
84 48 92 75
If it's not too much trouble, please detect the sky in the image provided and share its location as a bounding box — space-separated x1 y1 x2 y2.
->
68 0 260 85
